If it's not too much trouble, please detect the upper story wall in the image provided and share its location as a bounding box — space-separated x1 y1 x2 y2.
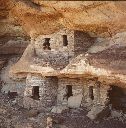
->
74 31 95 56
34 29 95 58
35 28 74 57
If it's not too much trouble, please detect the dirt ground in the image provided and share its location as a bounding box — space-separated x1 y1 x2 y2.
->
0 92 126 128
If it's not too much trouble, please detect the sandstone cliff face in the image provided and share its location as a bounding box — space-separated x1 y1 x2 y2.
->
1 0 126 38
0 0 28 38
1 1 126 87
0 0 29 55
8 1 126 38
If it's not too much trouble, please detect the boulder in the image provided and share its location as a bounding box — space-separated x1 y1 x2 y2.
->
68 94 83 108
51 106 68 114
87 105 110 120
111 110 123 118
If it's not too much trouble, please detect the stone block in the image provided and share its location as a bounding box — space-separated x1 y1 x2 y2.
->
51 106 68 114
68 94 83 108
87 105 110 120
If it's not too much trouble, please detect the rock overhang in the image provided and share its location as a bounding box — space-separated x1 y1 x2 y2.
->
3 0 126 38
1 0 126 88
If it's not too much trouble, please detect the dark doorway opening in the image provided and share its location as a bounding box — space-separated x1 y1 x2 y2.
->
43 38 51 50
66 85 73 99
31 86 40 100
63 35 68 46
108 86 126 112
89 86 94 100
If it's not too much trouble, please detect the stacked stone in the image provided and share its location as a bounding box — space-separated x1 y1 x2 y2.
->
39 76 58 108
74 31 95 56
99 84 110 106
23 74 41 109
35 29 75 54
82 80 94 109
57 78 83 106
86 81 111 120
33 51 69 70
24 74 58 109
82 80 110 109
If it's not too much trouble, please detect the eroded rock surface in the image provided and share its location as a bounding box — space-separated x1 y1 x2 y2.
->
14 1 126 37
1 1 126 37
1 0 126 126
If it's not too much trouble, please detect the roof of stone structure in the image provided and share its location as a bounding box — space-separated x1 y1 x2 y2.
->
9 44 69 79
61 44 126 86
34 50 69 70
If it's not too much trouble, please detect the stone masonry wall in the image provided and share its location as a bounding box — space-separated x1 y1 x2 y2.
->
57 78 83 106
86 81 111 120
82 80 110 110
23 74 58 109
74 31 95 56
35 28 74 57
39 76 58 108
57 78 110 109
81 81 93 109
57 78 110 110
24 74 110 111
33 51 69 70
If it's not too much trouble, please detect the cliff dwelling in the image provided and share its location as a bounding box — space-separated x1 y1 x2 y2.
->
1 1 126 128
8 28 126 120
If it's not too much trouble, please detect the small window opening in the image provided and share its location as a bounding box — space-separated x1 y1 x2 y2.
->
43 38 51 50
31 86 40 100
66 85 73 99
63 35 68 46
89 86 94 100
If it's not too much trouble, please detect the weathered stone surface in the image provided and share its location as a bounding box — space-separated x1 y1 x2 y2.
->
9 29 95 78
0 38 29 55
68 94 83 108
0 57 26 96
57 78 83 106
1 0 126 123
0 0 30 59
61 43 126 87
7 3 126 87
6 0 125 36
23 74 58 109
51 106 68 114
87 105 110 120
111 110 123 118
1 1 126 37
0 108 7 114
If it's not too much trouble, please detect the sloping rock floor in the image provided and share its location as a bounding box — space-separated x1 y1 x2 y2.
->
0 92 126 128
